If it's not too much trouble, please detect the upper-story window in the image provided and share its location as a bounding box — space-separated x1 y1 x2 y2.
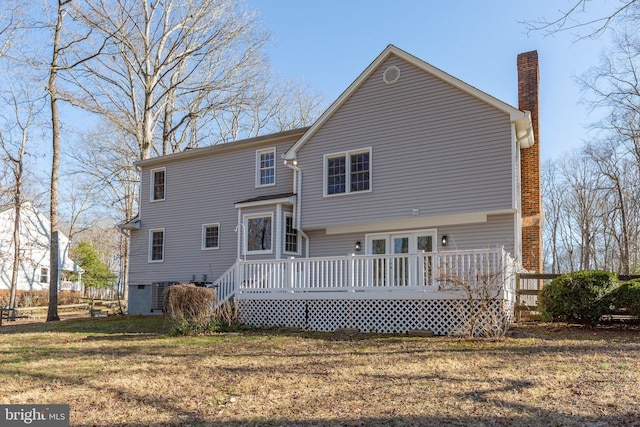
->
151 167 166 201
324 148 371 196
202 223 220 250
149 229 165 262
256 148 276 187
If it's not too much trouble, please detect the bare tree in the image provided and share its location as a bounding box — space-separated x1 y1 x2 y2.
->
65 0 271 159
0 82 44 317
211 71 323 144
41 0 110 321
68 124 140 301
542 160 565 273
45 0 67 321
525 0 639 39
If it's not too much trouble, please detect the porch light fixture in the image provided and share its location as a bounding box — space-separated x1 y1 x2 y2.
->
284 158 298 166
441 235 448 246
355 241 361 252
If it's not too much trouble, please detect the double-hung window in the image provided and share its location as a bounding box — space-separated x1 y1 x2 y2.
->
284 214 299 254
202 223 220 250
325 148 371 196
149 229 165 262
256 148 276 187
40 267 49 283
151 168 166 201
245 214 273 254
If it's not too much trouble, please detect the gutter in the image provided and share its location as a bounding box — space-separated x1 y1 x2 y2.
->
513 111 535 149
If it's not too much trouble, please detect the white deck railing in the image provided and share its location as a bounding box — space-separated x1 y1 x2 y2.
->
218 247 518 303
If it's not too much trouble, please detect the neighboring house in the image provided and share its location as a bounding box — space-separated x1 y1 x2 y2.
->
0 204 84 297
124 45 542 334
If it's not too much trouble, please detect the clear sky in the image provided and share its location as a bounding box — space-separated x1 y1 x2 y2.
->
246 0 615 162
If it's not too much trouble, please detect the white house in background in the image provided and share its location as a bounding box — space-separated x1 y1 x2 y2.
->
0 204 84 296
124 45 542 335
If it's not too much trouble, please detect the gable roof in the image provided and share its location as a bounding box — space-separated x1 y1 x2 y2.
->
284 44 534 159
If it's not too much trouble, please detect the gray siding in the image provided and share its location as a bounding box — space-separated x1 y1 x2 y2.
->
306 214 515 258
297 55 514 230
129 138 298 285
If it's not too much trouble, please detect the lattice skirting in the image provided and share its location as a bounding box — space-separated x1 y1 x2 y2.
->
237 298 515 335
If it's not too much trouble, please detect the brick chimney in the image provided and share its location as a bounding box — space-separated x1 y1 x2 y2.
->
517 51 543 273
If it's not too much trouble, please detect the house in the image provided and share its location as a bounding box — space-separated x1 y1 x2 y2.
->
124 45 542 334
0 204 84 299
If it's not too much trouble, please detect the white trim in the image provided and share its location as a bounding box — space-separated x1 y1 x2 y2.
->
150 167 166 202
275 204 282 259
234 195 296 209
201 223 220 250
255 147 276 188
512 123 523 261
283 212 301 256
243 212 274 255
323 147 372 197
325 210 516 235
148 228 165 263
285 45 532 160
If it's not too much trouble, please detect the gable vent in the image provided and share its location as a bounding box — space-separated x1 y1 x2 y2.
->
383 66 401 84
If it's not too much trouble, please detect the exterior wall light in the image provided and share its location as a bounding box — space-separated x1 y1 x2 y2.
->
355 241 361 252
441 235 448 247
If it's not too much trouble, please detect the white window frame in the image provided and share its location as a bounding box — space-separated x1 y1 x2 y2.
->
148 228 165 263
244 213 273 255
201 223 220 250
150 167 166 202
283 213 300 255
40 267 49 284
323 147 372 197
256 147 276 187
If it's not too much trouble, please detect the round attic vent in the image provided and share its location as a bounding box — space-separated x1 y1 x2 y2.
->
383 66 400 84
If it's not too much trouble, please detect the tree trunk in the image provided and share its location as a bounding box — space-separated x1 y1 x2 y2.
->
47 0 65 322
9 200 20 319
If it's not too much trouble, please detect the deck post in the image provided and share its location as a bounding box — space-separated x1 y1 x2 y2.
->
287 257 295 291
236 261 244 292
349 253 355 291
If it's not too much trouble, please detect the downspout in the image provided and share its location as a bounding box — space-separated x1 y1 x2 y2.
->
284 159 310 257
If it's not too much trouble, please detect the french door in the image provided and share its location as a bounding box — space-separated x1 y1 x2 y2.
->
366 230 436 287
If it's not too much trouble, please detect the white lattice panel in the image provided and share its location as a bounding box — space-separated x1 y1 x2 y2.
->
238 298 513 335
238 299 307 329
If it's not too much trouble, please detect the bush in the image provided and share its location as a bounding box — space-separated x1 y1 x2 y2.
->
538 271 618 326
0 290 80 308
610 279 640 317
163 284 217 334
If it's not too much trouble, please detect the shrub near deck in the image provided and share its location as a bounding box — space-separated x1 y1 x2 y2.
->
538 271 617 326
611 279 640 317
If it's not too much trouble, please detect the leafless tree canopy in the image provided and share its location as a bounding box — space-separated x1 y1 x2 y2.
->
60 0 321 161
526 0 639 39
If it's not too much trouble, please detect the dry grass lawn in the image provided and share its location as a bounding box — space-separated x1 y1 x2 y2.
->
1 316 640 426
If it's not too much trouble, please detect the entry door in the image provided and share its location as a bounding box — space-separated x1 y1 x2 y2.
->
391 234 411 286
370 238 387 286
416 234 434 286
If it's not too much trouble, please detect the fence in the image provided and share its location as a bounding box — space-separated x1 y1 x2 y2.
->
515 273 640 321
